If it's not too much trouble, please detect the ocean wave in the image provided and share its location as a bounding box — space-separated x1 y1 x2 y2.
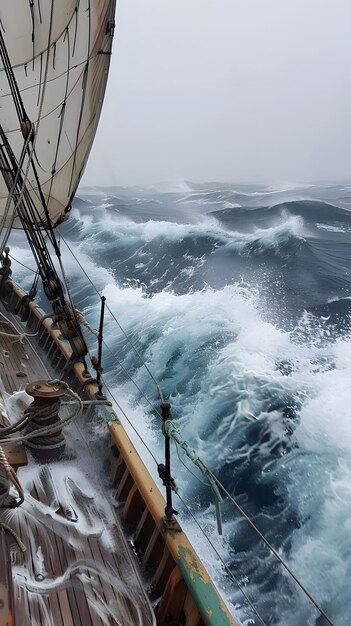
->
221 213 305 257
315 222 351 233
69 204 307 262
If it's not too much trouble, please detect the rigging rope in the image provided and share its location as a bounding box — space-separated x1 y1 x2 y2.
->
96 373 334 625
57 253 88 352
0 56 96 101
206 469 334 625
0 6 53 250
72 299 163 418
9 247 163 419
60 234 165 402
174 440 209 487
101 340 163 419
100 375 158 466
175 489 268 626
0 123 34 251
0 7 70 330
0 311 38 341
0 3 83 345
9 254 37 273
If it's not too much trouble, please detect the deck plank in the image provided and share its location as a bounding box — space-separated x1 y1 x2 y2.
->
30 486 65 626
33 480 98 626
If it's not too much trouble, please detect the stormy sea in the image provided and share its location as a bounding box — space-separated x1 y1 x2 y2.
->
11 182 351 626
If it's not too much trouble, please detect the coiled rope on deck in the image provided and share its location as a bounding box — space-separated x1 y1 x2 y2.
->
0 380 82 555
0 380 83 446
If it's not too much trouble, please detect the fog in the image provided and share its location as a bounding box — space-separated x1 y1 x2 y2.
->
82 0 351 187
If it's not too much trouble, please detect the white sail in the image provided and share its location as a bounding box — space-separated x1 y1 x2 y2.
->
0 0 116 228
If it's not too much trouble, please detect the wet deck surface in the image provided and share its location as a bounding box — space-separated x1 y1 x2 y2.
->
0 308 46 395
0 303 155 626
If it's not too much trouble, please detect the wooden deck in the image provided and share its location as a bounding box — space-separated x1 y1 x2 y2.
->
0 303 155 626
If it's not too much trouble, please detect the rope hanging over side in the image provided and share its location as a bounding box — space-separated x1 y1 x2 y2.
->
0 445 24 509
0 443 26 554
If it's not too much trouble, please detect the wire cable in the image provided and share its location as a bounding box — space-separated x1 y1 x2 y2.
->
174 439 209 487
206 469 334 626
9 254 37 273
175 490 268 626
100 375 158 466
10 240 164 421
101 340 163 419
59 234 165 402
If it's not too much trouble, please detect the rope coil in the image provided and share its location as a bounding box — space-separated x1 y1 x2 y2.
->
24 399 65 452
0 380 83 446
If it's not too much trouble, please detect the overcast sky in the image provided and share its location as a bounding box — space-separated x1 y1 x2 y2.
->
82 0 351 187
